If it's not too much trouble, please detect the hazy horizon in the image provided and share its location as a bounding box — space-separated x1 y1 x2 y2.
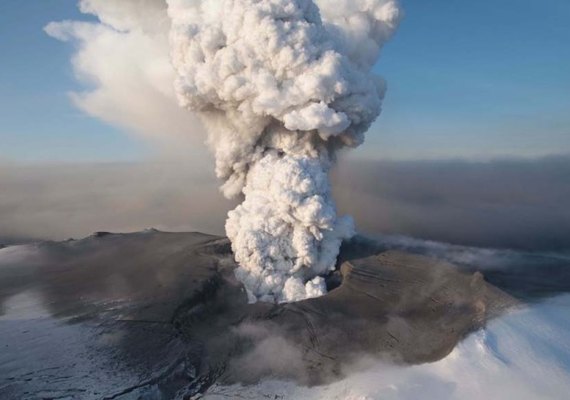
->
2 154 569 252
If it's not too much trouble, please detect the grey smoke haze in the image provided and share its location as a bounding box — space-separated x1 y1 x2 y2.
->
0 161 235 242
1 155 568 251
333 155 570 251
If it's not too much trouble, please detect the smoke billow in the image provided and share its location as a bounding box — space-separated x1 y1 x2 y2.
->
167 0 400 302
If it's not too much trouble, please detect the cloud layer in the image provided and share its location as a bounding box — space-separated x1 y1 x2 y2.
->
333 155 570 251
0 161 234 242
1 156 568 252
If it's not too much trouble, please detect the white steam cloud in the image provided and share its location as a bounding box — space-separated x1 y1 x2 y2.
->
46 0 400 303
168 0 400 302
44 0 204 153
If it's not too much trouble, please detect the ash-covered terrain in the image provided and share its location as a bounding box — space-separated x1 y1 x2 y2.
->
1 229 550 399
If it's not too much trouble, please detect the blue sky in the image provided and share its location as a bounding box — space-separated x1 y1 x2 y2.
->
0 0 145 162
0 0 569 162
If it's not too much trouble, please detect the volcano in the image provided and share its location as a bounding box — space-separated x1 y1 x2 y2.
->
0 230 517 399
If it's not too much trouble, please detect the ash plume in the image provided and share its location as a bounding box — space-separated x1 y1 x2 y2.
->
167 0 400 302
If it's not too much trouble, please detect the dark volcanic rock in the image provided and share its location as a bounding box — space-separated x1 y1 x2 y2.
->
0 230 516 399
0 231 222 399
177 247 516 387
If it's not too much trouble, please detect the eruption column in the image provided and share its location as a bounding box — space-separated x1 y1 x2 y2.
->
168 0 400 302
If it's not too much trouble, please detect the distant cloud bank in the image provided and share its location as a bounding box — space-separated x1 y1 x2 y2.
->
333 155 570 251
1 155 568 251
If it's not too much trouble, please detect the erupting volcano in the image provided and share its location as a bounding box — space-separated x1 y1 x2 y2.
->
168 0 400 302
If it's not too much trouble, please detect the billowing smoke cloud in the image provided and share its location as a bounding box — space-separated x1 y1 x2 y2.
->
167 0 400 302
